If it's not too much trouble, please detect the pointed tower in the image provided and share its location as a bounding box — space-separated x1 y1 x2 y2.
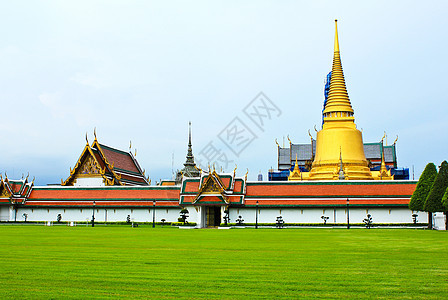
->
288 155 303 181
308 20 373 180
175 122 200 183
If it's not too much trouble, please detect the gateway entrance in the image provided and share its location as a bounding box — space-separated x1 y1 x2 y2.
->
206 206 221 227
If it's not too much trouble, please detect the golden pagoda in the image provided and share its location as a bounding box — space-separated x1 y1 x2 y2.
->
288 155 302 181
306 20 374 180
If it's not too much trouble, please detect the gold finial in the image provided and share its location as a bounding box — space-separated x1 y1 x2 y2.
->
334 19 339 53
32 176 35 184
26 173 29 181
275 138 279 147
94 127 97 140
149 179 151 185
322 19 354 120
288 154 302 181
85 132 89 145
129 141 132 151
194 164 203 174
245 168 249 181
314 125 318 133
142 169 145 176
134 149 137 157
287 135 292 145
381 132 386 144
393 135 398 145
338 147 345 180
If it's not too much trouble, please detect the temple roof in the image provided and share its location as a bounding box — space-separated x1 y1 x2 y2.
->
279 142 397 171
0 175 34 204
62 135 149 186
175 122 200 183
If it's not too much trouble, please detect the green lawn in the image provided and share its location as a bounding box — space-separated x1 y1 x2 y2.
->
0 226 447 299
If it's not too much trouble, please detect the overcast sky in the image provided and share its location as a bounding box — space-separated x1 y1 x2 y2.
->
1 1 447 185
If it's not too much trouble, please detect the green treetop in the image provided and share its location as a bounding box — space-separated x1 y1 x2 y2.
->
441 183 448 212
409 163 437 211
424 161 448 213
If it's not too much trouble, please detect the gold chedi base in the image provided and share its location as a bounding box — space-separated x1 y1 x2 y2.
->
308 126 373 180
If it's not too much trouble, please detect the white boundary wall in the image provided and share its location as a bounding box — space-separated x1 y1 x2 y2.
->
228 207 427 224
8 206 427 225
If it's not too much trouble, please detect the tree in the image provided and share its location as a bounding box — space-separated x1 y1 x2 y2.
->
409 163 437 211
424 161 448 228
441 184 448 230
179 208 189 225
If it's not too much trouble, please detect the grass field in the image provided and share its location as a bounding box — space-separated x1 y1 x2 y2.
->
0 225 447 299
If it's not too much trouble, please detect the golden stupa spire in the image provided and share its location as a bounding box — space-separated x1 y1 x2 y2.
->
322 20 354 122
307 20 373 181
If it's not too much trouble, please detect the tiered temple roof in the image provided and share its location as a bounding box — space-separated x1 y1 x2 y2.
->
62 134 149 186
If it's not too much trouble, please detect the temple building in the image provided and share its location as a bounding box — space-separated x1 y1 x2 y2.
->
61 130 149 186
270 20 408 181
0 21 421 227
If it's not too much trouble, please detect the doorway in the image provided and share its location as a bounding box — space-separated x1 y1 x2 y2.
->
206 206 221 227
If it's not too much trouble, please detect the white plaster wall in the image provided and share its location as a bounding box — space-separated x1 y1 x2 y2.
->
14 206 428 225
229 207 427 225
74 177 105 186
433 212 446 230
0 206 9 221
17 207 186 223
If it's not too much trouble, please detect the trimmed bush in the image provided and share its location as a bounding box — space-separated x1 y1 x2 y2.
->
171 222 197 226
424 161 448 213
409 163 437 211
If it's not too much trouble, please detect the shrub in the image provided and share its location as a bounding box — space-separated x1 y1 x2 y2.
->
424 161 448 213
409 163 437 211
171 222 197 226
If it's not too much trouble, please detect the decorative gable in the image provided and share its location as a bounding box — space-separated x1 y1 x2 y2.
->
193 171 228 205
0 182 12 198
77 155 102 176
201 176 224 194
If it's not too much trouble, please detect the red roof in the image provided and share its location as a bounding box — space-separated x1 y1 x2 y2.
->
99 144 140 174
